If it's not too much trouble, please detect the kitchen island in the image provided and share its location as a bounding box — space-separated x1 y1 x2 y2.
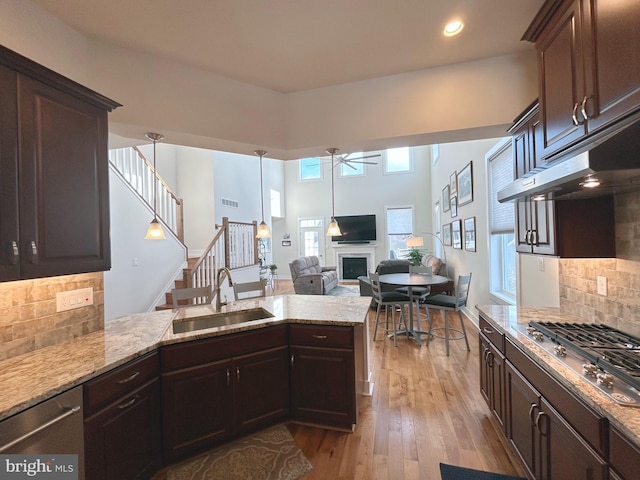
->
0 294 372 422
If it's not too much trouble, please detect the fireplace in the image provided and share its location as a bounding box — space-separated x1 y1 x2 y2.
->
342 257 368 280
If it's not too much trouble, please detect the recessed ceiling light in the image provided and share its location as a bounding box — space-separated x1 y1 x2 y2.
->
444 20 464 37
532 194 547 201
580 177 601 188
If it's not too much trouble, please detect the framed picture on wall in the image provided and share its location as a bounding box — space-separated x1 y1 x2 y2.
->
450 196 458 217
458 161 474 206
452 220 462 249
464 217 476 252
442 185 451 212
450 171 457 195
443 223 452 246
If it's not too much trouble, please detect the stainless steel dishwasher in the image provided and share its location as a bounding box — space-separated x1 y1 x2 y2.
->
0 385 84 479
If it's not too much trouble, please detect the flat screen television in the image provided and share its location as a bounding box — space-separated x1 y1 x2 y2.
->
332 214 377 243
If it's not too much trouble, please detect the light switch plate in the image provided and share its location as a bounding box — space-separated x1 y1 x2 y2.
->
56 287 94 312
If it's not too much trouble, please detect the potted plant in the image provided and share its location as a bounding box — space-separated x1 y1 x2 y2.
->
407 249 423 266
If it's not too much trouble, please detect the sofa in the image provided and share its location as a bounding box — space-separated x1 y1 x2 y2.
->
289 256 339 295
358 255 454 307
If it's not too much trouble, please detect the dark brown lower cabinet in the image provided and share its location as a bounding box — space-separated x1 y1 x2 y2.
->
504 345 607 480
289 324 356 430
479 333 506 431
84 379 162 480
161 326 289 462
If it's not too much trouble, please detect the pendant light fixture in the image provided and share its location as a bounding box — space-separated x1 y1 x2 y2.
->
144 132 166 240
255 150 271 239
326 148 342 237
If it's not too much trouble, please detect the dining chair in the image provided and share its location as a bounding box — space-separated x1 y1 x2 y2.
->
395 265 433 330
233 279 267 300
171 286 212 308
370 272 412 347
423 273 472 355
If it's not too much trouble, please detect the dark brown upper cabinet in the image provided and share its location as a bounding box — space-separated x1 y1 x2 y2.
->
524 0 640 162
0 46 120 282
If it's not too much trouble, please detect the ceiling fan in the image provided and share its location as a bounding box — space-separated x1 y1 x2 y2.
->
325 147 380 170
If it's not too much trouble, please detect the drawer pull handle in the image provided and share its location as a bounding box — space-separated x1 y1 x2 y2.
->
226 368 230 386
312 334 328 339
572 102 580 126
30 241 38 264
482 327 494 335
291 354 295 367
117 395 139 410
581 95 591 120
236 366 240 383
116 371 140 384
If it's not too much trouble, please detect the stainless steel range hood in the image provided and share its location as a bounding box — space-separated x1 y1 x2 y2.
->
498 117 640 202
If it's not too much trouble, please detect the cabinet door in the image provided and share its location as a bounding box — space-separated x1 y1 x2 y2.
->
515 202 534 253
531 199 555 255
162 359 234 462
537 0 588 160
583 0 640 132
479 334 506 431
505 361 539 480
17 74 110 279
539 398 607 480
234 346 289 435
290 345 355 429
84 379 162 480
0 65 19 281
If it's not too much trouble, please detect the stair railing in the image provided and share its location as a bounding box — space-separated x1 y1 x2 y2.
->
184 217 259 298
109 146 184 241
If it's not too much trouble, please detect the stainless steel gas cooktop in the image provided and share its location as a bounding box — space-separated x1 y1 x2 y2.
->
523 322 640 407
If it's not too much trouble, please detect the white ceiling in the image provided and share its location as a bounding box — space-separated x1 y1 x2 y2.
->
32 0 544 93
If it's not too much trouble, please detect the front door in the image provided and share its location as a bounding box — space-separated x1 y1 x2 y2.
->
299 218 325 265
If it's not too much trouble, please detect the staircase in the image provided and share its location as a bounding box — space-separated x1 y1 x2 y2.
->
109 146 260 312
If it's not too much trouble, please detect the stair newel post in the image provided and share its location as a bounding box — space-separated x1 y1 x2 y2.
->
252 221 258 264
223 217 231 269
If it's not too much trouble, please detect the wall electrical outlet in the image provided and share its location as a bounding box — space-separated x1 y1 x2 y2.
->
56 287 94 312
597 276 607 296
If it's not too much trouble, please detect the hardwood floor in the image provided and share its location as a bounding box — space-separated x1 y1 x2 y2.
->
275 280 525 480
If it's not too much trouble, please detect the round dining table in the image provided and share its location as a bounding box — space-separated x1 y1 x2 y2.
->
378 273 449 346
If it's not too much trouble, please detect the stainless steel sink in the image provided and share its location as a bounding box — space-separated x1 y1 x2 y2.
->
172 307 275 334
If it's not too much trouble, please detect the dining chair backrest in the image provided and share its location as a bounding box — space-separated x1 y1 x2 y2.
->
409 265 432 275
171 286 212 308
369 272 383 300
454 273 472 310
233 279 267 300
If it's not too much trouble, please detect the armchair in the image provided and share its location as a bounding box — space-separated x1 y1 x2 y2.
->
289 256 338 295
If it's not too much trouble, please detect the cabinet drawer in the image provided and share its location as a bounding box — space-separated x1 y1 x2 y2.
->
505 339 607 456
610 426 640 480
479 316 505 353
161 325 287 372
84 351 159 416
289 324 353 349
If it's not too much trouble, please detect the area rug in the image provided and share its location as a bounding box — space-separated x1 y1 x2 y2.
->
166 425 313 480
439 463 525 480
327 285 360 297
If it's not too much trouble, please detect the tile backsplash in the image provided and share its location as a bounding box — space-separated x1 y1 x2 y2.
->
559 190 640 337
0 273 104 361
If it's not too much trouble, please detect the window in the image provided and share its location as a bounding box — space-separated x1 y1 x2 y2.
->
270 189 282 218
384 147 412 174
299 158 322 180
487 140 516 303
339 152 364 177
386 206 413 258
299 218 324 258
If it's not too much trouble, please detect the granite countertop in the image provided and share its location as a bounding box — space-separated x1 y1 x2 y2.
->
0 295 371 422
476 304 640 450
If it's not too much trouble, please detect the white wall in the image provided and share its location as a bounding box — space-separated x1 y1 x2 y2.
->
104 169 186 320
518 255 560 307
275 147 432 276
430 137 507 323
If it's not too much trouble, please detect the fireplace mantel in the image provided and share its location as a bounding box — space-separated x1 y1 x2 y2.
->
331 244 377 280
